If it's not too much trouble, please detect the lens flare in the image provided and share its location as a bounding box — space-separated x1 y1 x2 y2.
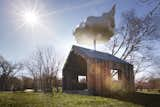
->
10 0 45 30
22 10 40 27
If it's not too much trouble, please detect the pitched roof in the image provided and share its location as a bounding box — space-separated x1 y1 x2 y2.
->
72 45 130 65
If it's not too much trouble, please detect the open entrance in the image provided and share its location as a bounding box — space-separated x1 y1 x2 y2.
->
78 76 87 83
111 69 122 81
78 75 87 90
110 69 122 91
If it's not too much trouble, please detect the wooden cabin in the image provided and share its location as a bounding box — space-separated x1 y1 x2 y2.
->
62 45 135 96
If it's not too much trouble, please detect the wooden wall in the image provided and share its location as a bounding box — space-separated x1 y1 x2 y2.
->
63 52 135 96
62 51 87 90
87 59 135 96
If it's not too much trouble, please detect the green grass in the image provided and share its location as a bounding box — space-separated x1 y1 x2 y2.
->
137 89 160 94
0 92 143 107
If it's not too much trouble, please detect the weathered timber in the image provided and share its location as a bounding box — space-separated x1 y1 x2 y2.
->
62 45 135 96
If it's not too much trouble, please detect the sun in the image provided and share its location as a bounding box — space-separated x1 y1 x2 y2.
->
22 10 40 27
11 0 48 30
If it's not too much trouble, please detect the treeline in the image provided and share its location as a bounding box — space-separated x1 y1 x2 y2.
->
0 47 62 92
0 55 22 91
0 76 62 91
136 78 160 91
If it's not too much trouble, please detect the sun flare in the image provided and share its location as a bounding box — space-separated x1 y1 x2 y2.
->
11 0 46 30
22 10 40 27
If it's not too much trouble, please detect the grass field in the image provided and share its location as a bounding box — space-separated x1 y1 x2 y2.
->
0 92 144 107
137 89 160 94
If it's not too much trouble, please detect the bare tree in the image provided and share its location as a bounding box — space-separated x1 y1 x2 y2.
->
106 4 159 76
25 47 61 92
0 55 22 91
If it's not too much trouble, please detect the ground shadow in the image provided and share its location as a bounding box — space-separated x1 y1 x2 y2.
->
107 92 160 107
65 91 160 107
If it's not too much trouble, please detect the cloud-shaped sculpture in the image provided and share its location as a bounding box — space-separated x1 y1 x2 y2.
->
73 5 116 46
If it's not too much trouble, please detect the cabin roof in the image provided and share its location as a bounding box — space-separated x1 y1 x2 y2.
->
72 45 130 65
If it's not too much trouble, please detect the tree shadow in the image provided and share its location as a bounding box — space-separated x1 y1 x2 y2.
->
108 92 160 107
64 91 160 107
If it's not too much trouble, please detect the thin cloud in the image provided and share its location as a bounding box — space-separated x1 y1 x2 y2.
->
42 0 106 17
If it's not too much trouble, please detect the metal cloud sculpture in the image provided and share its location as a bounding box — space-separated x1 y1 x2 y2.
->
73 5 116 49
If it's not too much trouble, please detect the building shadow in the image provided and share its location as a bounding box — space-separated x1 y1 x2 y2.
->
107 92 160 107
65 91 160 107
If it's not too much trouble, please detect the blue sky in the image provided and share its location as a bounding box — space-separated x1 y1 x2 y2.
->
0 0 156 63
